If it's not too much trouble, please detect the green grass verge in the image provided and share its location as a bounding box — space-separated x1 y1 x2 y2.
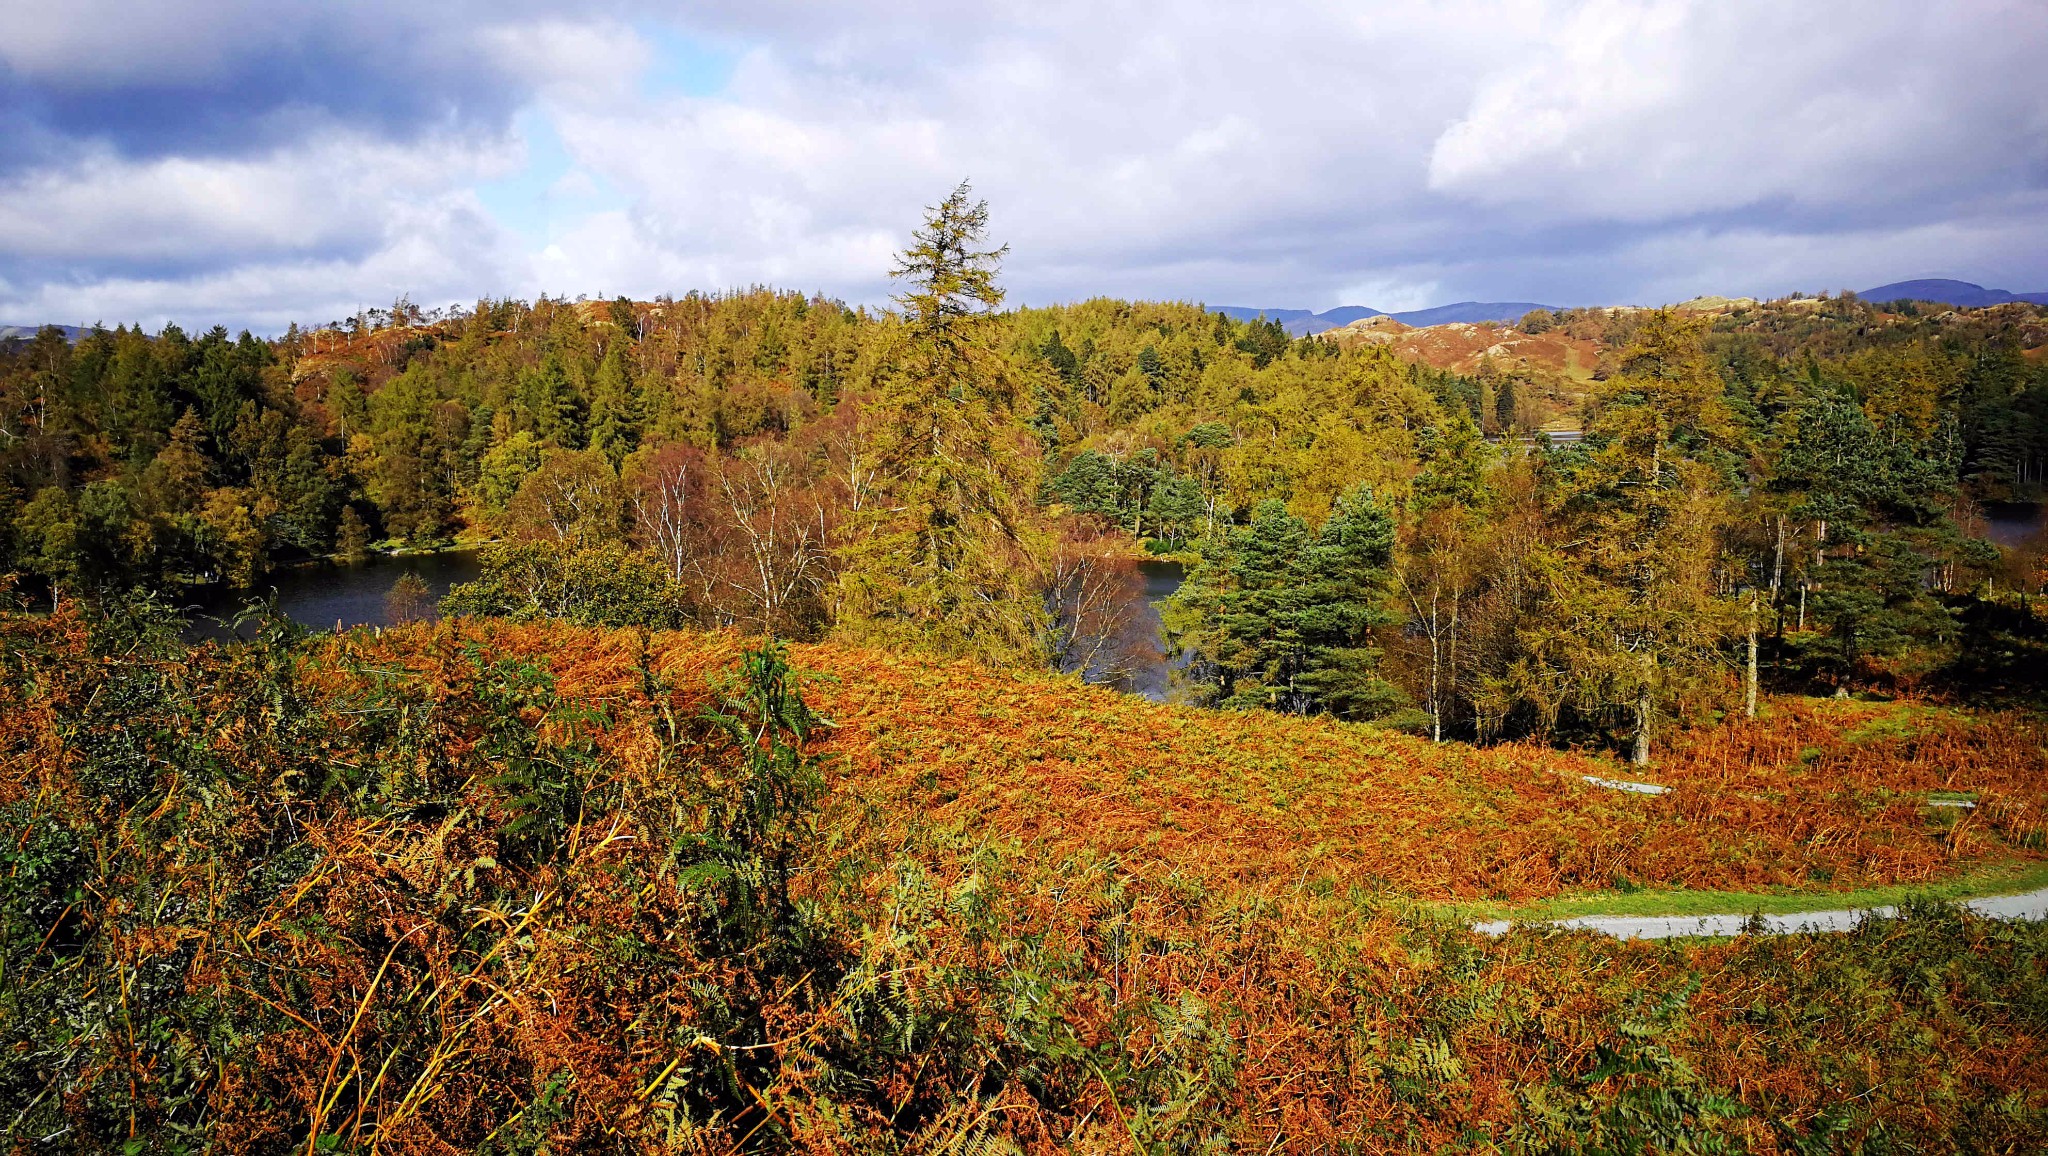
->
1421 858 2048 924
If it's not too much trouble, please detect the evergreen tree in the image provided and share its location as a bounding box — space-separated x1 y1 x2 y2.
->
587 346 645 466
1038 328 1081 387
1294 484 1406 718
1167 489 1405 720
1771 381 1972 682
1144 475 1204 547
1049 450 1122 518
525 352 587 449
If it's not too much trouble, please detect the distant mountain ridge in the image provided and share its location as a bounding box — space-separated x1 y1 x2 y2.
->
1857 279 2048 308
1217 279 2048 337
1211 301 1559 336
0 324 87 342
12 281 2044 347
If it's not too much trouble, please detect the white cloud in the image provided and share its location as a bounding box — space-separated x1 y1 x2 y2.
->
1427 1 2048 223
481 19 652 108
0 0 296 85
0 131 524 332
0 131 511 266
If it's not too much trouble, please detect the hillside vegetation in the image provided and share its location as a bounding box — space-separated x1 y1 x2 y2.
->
5 605 2047 1152
7 186 2048 1151
6 188 2048 768
7 189 2046 770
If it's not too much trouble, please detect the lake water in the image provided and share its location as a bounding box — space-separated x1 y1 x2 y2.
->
1983 502 2044 548
1116 559 1187 701
185 549 481 638
183 549 1191 699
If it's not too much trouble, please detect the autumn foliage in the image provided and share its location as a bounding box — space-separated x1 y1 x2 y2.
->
4 609 2046 1152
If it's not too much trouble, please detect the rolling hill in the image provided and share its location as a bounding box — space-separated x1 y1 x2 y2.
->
1210 301 1559 335
1859 278 2048 308
0 323 87 342
1220 278 2048 338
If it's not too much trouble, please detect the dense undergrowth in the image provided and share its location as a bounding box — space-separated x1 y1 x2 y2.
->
5 607 2047 1152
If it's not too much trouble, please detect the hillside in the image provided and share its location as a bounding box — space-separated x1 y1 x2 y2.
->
1323 314 1603 381
1214 280 2048 346
8 607 2048 1151
0 323 86 342
566 624 2048 902
1861 278 2048 308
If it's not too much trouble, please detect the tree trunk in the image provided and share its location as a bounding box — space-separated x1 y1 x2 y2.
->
1771 514 1785 599
1633 683 1653 767
1745 592 1759 721
1429 618 1443 744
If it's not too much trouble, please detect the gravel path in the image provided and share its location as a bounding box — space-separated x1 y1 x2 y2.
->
1473 886 2048 940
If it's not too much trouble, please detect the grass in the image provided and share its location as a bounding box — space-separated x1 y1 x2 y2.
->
1434 858 2048 924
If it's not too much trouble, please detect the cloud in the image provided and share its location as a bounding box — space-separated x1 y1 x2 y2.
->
2 204 516 337
0 0 633 175
1427 1 2048 225
2 0 2045 331
0 132 508 271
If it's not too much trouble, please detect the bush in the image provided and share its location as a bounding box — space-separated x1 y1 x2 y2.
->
441 540 691 628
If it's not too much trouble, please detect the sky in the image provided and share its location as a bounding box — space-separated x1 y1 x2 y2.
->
2 0 2045 333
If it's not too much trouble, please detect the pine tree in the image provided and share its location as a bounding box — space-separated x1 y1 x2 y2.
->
1293 484 1406 718
526 352 587 449
1167 489 1405 719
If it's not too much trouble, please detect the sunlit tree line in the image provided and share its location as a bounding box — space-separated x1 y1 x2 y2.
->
3 185 2043 758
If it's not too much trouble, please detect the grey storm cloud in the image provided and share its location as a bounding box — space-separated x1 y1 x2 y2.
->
2 0 2045 333
0 3 544 171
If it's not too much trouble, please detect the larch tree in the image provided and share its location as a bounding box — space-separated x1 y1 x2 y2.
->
832 181 1049 665
1496 311 1744 764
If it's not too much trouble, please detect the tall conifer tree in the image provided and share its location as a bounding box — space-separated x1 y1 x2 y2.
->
833 182 1047 664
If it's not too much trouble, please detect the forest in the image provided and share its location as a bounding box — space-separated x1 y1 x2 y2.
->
6 184 2048 1152
5 185 2044 764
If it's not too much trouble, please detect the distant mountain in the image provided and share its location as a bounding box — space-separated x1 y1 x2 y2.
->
1859 279 2048 308
0 324 87 342
1312 305 1387 328
1210 301 1557 335
1386 301 1557 328
1209 305 1381 336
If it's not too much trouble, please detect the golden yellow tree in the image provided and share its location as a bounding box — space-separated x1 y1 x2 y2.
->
1487 311 1745 764
833 182 1049 665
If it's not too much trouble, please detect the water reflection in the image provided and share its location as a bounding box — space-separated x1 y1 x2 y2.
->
183 549 481 639
182 547 1192 701
1105 559 1185 702
1983 502 2044 548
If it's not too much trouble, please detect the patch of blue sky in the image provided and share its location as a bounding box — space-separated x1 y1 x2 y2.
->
637 21 740 99
474 108 623 247
473 24 735 248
